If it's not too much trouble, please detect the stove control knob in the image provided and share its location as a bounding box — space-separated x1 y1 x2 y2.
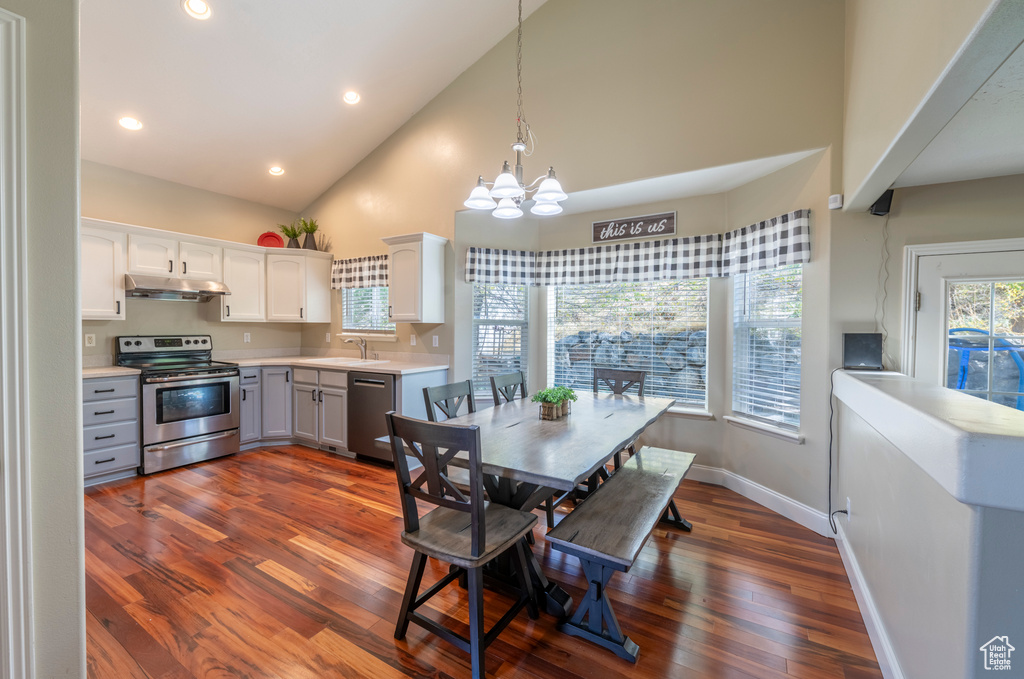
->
123 341 131 347
184 340 191 345
201 339 208 344
134 340 142 346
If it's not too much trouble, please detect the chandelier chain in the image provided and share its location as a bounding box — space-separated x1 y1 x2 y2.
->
516 0 524 144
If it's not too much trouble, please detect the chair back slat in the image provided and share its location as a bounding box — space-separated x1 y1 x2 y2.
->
386 411 486 557
423 380 477 421
593 368 646 395
490 372 528 404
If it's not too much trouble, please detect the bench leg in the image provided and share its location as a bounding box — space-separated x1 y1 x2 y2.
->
558 559 639 663
660 499 693 532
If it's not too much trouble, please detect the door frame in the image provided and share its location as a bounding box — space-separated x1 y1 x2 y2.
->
901 237 1024 376
0 8 33 678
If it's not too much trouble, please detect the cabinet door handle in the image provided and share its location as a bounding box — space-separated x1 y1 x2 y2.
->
183 261 187 275
285 372 290 383
300 307 304 319
94 434 116 440
116 300 121 315
242 375 257 380
242 389 246 401
311 388 316 402
388 305 392 317
94 410 115 415
93 388 115 394
318 389 323 403
95 457 116 465
169 259 173 273
226 305 230 317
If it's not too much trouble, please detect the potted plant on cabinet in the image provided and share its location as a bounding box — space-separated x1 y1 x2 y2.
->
279 220 302 248
300 218 319 250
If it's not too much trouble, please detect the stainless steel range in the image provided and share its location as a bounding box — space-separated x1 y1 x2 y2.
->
116 335 240 474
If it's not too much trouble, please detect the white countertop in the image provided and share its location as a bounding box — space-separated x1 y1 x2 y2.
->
231 356 447 376
834 370 1024 511
82 366 141 379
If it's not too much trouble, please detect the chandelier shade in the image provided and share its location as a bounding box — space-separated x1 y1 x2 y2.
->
530 200 563 216
464 177 498 210
493 198 524 220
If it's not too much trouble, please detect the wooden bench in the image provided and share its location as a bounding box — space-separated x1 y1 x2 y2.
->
545 446 696 662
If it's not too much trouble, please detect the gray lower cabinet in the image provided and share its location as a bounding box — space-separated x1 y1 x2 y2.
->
82 375 140 484
292 368 347 452
239 368 261 444
260 367 292 439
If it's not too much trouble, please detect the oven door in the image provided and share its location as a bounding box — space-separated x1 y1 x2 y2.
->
142 373 240 445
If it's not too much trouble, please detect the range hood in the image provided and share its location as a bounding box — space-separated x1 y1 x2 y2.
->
124 273 231 302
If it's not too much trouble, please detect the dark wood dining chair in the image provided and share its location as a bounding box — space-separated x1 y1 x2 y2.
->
386 412 538 679
423 380 477 422
593 367 692 531
489 371 527 404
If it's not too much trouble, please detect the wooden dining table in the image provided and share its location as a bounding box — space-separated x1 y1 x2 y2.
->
446 391 676 617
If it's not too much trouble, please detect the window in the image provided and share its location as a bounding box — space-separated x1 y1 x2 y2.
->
472 284 528 397
342 286 395 333
732 264 802 427
548 280 708 405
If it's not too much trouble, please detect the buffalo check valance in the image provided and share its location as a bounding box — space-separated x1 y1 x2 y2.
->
465 210 810 286
331 254 389 290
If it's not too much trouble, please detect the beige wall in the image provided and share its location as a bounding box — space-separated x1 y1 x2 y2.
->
843 0 995 200
81 161 308 359
303 0 845 363
4 0 87 675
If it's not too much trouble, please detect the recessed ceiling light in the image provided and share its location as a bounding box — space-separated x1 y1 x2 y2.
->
182 0 211 20
269 166 284 176
118 117 143 131
343 91 361 105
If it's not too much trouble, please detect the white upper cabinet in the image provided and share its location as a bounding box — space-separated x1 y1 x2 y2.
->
127 233 179 277
179 241 222 280
265 253 330 323
221 248 265 321
81 225 126 320
382 232 447 324
128 233 223 281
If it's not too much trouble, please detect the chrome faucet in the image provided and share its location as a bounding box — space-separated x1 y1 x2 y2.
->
344 337 367 360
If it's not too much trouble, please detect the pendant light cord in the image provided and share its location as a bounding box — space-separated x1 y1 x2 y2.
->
516 0 524 146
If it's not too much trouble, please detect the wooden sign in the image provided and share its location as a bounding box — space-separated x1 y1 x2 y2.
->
592 212 676 244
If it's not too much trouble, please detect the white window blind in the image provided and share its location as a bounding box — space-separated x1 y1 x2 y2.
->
472 284 528 397
342 286 395 333
547 280 708 405
732 264 802 427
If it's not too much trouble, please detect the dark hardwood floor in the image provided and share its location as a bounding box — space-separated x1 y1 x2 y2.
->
85 445 882 678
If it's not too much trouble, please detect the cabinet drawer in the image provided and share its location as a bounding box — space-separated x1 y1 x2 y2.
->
84 444 140 478
240 367 261 383
319 370 347 388
83 377 137 402
293 367 318 385
83 398 137 426
83 421 138 451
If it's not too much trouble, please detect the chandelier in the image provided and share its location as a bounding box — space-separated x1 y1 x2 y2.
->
464 0 567 219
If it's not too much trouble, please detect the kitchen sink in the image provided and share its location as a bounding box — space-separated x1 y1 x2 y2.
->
301 357 389 367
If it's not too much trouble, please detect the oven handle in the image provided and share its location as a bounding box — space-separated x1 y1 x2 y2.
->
145 371 239 383
145 429 237 453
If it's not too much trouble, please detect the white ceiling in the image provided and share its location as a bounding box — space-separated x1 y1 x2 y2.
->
895 40 1024 189
80 0 547 212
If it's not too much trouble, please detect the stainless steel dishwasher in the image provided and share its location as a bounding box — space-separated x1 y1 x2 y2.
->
347 371 396 462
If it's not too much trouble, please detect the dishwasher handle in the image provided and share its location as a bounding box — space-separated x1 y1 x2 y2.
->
352 378 387 388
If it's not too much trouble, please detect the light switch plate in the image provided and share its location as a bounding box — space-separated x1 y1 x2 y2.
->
84 334 96 347
432 335 439 348
243 332 251 343
410 335 416 346
325 332 331 343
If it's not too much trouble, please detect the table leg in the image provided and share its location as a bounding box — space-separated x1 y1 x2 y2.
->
660 499 693 531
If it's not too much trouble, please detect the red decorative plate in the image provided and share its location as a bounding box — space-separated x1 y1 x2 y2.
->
258 231 284 248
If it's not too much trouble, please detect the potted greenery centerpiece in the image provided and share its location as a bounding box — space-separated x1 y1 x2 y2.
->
532 385 577 420
300 217 319 250
279 220 302 248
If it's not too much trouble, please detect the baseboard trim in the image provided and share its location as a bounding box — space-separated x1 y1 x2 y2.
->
687 464 830 537
834 522 905 679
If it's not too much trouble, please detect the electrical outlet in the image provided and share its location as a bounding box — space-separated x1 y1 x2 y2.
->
243 332 251 343
84 334 96 347
846 496 851 521
410 334 416 346
432 335 439 348
325 332 331 343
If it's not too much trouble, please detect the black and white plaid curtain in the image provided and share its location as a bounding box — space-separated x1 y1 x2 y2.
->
465 209 809 286
331 254 389 290
721 209 810 275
